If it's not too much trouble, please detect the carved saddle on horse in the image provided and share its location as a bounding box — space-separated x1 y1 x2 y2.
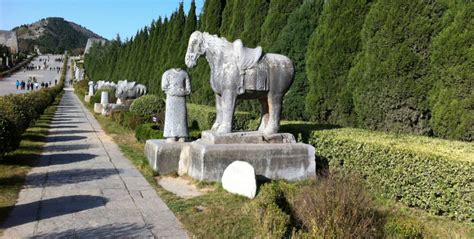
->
233 39 268 94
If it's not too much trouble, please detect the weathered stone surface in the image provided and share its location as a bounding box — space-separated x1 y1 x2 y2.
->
145 140 189 175
84 95 91 103
180 139 316 182
115 80 147 104
88 81 94 96
221 161 257 199
162 69 191 140
100 91 109 105
93 103 102 114
201 130 296 144
185 31 294 134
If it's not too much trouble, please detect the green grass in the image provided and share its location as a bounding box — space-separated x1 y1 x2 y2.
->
0 92 63 235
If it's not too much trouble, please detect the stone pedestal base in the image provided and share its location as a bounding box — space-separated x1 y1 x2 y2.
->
84 95 91 103
93 103 102 114
145 140 188 175
145 131 316 182
180 139 315 181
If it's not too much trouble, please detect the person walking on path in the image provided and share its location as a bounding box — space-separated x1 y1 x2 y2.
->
15 80 19 90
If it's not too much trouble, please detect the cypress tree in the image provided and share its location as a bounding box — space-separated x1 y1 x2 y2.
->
167 3 186 68
181 0 198 67
429 0 473 141
350 0 446 134
274 0 325 120
241 0 270 47
199 0 226 34
259 0 302 51
305 0 372 125
219 0 235 38
227 0 246 41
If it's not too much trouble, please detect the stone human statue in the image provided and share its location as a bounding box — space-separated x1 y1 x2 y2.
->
185 31 294 134
162 69 191 142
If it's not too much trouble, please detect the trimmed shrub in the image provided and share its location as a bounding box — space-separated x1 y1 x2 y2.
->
0 95 38 133
309 128 473 221
129 95 165 124
110 111 143 130
187 103 255 131
0 114 20 156
135 123 163 142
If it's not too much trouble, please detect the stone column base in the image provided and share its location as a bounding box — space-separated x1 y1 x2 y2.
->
93 103 102 114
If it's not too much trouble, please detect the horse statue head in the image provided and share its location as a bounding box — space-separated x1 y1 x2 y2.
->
185 31 206 68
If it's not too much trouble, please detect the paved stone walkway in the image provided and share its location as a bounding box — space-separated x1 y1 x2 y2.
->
1 86 188 238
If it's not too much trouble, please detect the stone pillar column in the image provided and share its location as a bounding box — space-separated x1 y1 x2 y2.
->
88 83 94 96
100 91 109 105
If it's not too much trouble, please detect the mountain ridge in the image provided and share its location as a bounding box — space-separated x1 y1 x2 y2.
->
12 17 105 54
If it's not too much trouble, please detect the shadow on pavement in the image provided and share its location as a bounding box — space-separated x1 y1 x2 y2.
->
46 152 97 164
0 195 108 229
25 168 117 188
33 223 152 238
43 144 95 152
48 130 96 135
47 135 87 142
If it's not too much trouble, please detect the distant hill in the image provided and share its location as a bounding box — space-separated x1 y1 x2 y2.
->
12 17 104 54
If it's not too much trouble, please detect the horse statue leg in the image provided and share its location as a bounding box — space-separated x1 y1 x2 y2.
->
212 93 223 131
258 98 269 132
264 93 283 135
217 90 237 134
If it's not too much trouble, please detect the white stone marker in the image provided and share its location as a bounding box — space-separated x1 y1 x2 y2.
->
221 161 257 199
88 81 95 96
100 91 109 105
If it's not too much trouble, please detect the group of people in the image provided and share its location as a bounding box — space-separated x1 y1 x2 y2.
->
16 78 57 91
24 56 63 72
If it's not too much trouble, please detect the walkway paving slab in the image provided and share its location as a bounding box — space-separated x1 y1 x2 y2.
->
1 84 188 238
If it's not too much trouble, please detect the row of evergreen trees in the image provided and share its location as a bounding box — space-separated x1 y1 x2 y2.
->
84 0 473 141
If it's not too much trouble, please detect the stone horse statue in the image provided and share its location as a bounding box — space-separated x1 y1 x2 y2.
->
115 80 147 105
185 31 294 134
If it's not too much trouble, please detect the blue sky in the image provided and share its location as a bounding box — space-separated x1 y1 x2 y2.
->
0 0 204 40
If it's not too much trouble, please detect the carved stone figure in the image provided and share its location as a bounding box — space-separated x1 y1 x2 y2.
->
162 69 191 142
96 81 117 91
115 80 147 105
185 31 294 134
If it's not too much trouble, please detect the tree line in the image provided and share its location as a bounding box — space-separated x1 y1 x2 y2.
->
84 0 473 141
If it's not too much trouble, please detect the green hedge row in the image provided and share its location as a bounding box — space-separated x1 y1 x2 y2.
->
0 56 66 157
304 127 473 221
187 103 256 131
